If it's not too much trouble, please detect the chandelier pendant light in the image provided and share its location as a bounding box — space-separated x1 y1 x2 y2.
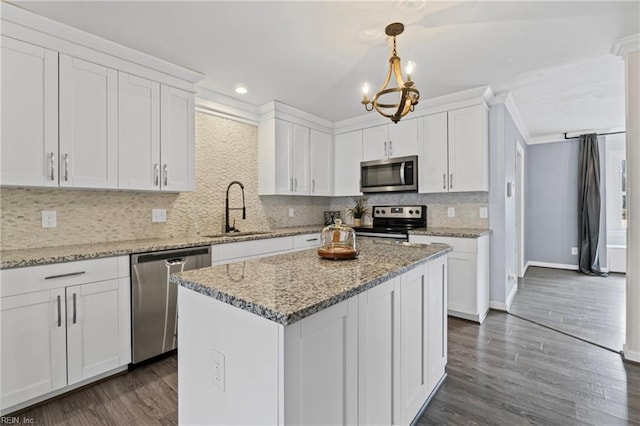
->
361 22 420 123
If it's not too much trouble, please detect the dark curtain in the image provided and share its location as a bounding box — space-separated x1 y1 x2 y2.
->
578 133 607 276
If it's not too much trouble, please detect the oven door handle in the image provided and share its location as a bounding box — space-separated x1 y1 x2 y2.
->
399 162 406 185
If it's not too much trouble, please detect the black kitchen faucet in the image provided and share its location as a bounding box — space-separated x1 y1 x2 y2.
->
225 181 246 233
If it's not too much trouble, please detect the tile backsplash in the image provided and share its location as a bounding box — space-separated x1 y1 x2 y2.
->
0 112 487 252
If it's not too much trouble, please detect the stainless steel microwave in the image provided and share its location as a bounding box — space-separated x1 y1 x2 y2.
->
360 155 418 193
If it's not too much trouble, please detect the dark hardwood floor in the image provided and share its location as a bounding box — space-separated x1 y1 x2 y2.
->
12 309 639 425
510 266 626 352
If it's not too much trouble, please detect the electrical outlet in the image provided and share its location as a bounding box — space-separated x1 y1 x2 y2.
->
289 208 295 218
41 211 57 228
212 349 225 391
571 247 578 256
479 207 488 218
447 207 455 218
152 209 167 223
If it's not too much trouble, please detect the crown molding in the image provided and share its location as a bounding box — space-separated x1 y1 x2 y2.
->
258 101 334 134
195 87 260 125
0 2 204 85
490 92 531 145
612 34 640 57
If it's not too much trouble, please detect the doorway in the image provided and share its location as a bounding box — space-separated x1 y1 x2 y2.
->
515 142 525 278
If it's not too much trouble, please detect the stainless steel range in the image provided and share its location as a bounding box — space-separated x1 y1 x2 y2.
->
352 205 426 241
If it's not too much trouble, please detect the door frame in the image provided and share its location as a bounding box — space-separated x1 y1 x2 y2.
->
516 141 526 277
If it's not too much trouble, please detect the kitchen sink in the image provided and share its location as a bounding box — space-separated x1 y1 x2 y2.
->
203 231 272 238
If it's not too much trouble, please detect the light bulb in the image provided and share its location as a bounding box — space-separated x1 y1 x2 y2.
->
362 82 370 95
405 61 415 76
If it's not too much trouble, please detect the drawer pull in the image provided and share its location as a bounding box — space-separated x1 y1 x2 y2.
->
306 238 318 242
45 271 86 280
72 293 77 324
57 295 62 327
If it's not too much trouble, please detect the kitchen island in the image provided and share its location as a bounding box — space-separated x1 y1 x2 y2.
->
172 239 451 426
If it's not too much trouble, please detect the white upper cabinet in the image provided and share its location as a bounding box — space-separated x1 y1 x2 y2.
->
118 72 160 191
59 55 118 189
0 4 202 191
1 36 58 187
309 129 333 196
291 123 310 194
260 117 331 196
334 130 363 197
362 119 418 161
419 104 488 193
160 85 195 192
118 75 195 192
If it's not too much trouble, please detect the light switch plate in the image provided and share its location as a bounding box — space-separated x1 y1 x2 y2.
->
289 208 295 218
41 211 57 228
152 209 167 223
447 207 455 218
212 348 225 391
571 247 578 256
479 207 488 219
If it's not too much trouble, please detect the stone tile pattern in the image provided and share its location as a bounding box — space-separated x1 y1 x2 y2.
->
172 239 452 326
331 192 488 228
0 113 329 251
0 227 323 269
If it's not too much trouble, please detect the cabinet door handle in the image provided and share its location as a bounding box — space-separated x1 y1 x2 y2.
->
154 163 160 186
290 178 293 192
443 173 446 190
312 179 315 193
449 173 453 189
294 178 298 192
384 141 387 157
57 295 62 327
389 140 392 157
49 152 56 181
45 271 86 280
64 154 69 181
72 293 77 324
163 164 168 186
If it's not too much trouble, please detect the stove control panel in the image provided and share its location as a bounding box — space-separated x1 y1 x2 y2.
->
372 205 426 219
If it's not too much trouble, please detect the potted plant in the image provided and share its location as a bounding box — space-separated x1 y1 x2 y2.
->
346 197 370 227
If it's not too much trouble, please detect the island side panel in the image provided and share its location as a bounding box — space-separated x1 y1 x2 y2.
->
178 286 282 426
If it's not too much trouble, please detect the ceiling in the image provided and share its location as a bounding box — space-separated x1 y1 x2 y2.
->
12 1 639 141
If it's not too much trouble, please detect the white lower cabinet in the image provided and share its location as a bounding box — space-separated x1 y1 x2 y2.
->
409 234 489 323
0 257 131 414
179 254 448 425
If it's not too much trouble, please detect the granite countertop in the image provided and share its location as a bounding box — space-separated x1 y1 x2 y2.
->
409 227 490 238
0 226 323 269
171 239 452 326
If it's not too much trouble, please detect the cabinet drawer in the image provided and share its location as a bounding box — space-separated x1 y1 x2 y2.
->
409 235 476 253
0 256 129 298
211 237 294 262
293 233 321 249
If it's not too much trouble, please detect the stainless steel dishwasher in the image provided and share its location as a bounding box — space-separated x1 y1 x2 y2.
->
130 246 211 364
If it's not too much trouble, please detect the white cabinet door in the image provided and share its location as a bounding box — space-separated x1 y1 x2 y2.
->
362 124 388 161
0 289 66 408
388 118 418 158
291 124 310 194
419 112 449 193
334 130 363 196
448 105 488 192
284 297 358 425
59 55 118 189
358 277 400 426
426 255 447 393
1 36 58 187
275 119 293 194
118 72 160 190
66 278 131 385
161 85 195 192
398 265 429 425
309 129 333 196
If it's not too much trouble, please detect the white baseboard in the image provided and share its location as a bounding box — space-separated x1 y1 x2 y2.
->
623 344 640 363
527 261 578 271
489 301 508 312
505 283 518 311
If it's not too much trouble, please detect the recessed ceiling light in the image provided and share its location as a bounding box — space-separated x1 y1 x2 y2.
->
235 86 248 95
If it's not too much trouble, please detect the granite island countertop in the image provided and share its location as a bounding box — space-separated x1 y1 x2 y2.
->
408 227 490 238
171 239 452 326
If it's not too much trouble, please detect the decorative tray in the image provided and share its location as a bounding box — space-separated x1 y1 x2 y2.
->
317 246 359 260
